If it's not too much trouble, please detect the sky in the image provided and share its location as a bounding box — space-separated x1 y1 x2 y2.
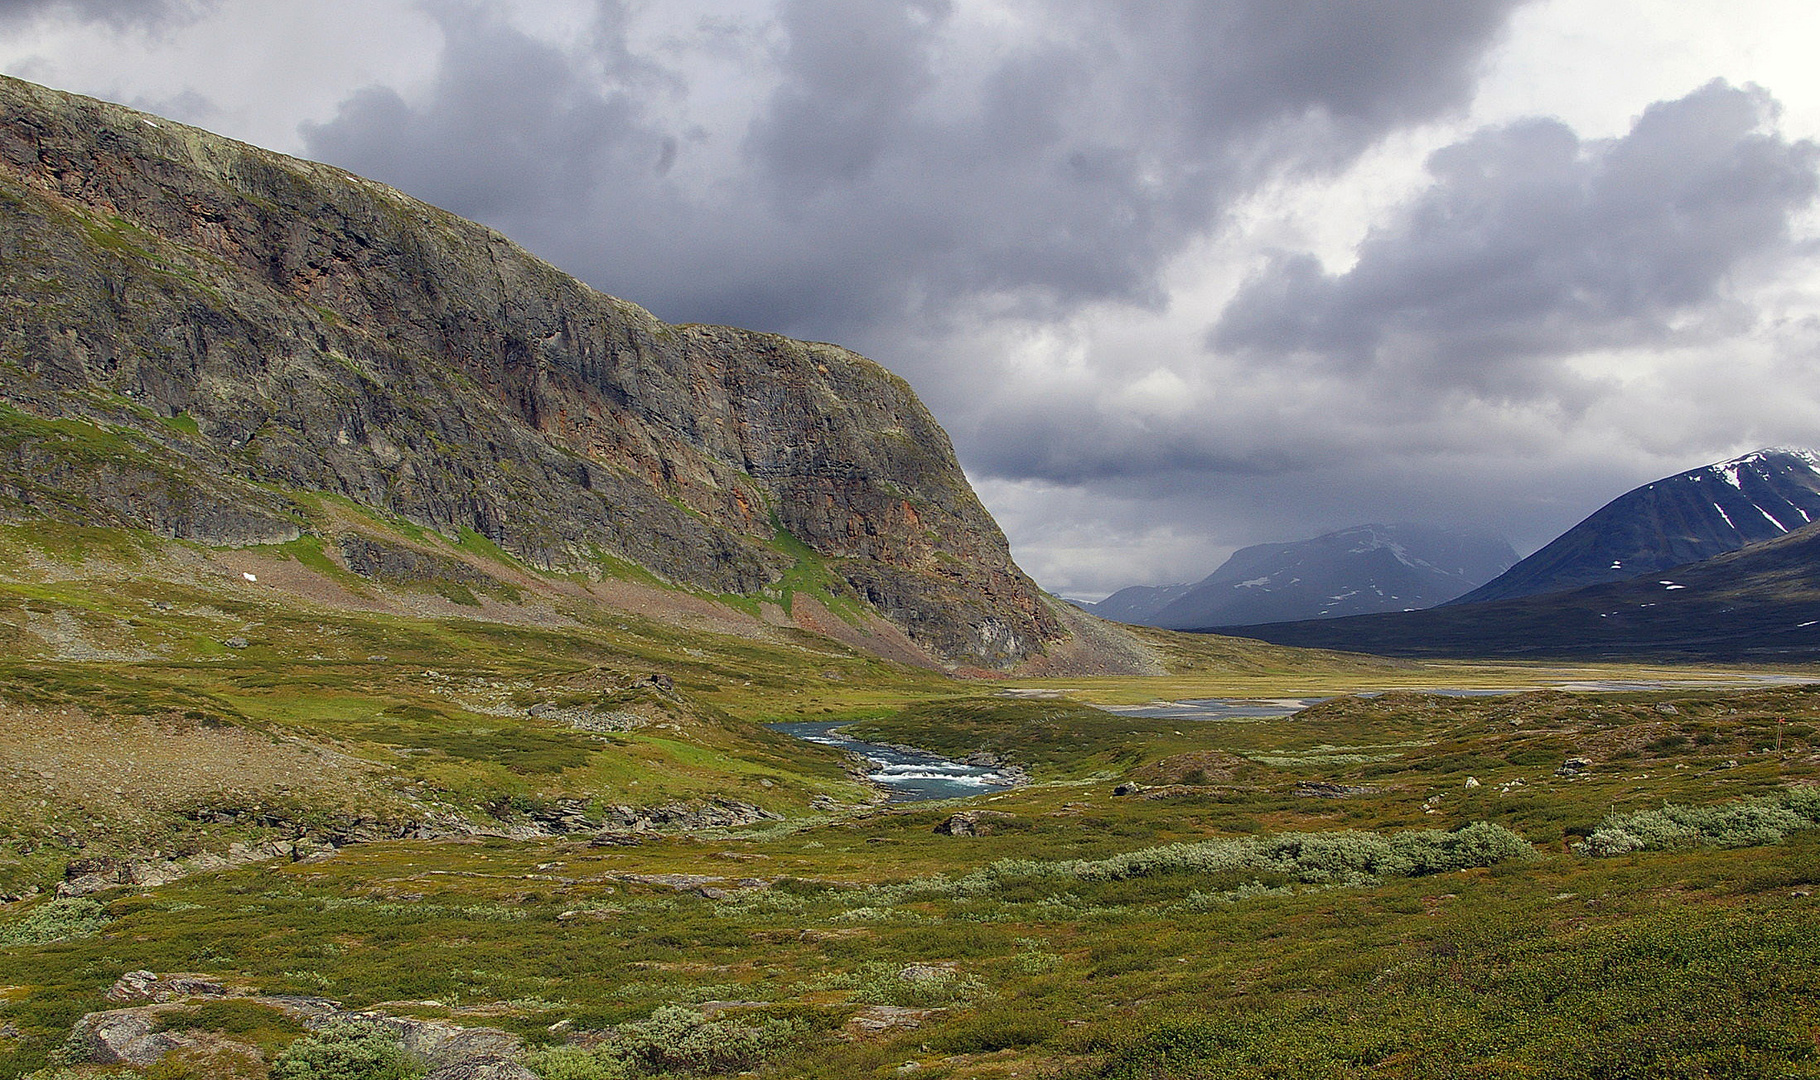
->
5 0 1820 600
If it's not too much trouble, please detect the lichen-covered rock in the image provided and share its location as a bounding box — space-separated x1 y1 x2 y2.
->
0 74 1066 667
66 1007 187 1066
426 1058 541 1080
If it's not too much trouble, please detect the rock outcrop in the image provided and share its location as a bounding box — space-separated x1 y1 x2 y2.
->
0 75 1062 667
74 971 525 1075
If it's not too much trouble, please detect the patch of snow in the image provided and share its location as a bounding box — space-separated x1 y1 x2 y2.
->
1801 620 1819 628
1609 560 1623 569
241 572 257 583
1235 577 1272 589
1761 446 1820 472
1712 503 1736 530
1756 505 1789 531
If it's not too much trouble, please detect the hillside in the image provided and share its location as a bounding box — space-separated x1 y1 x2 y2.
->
0 74 1073 671
1451 447 1820 605
1086 524 1514 628
1217 518 1820 659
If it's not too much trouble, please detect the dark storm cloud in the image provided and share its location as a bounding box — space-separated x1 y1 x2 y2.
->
1212 81 1820 399
302 0 1532 340
0 0 207 28
303 6 660 225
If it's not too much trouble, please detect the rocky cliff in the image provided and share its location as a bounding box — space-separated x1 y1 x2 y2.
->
0 76 1061 667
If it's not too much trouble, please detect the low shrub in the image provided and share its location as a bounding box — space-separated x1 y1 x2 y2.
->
526 1006 809 1077
833 962 987 1007
980 821 1532 888
1582 786 1820 856
269 1022 423 1080
612 1005 807 1074
0 898 111 945
518 1046 630 1080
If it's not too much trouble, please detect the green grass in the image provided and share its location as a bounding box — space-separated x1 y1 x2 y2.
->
159 411 201 438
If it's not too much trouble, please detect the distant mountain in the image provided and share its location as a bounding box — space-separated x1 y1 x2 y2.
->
1083 582 1197 625
1213 518 1820 661
1082 524 1516 629
1450 447 1820 605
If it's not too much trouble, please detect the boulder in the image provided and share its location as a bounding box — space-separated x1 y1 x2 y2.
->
106 971 230 1003
932 810 1014 836
66 1007 186 1067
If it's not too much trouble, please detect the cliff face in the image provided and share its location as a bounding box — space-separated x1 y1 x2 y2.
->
0 76 1060 667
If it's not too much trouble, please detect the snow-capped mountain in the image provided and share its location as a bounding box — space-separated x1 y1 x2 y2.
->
1450 447 1820 605
1216 516 1820 662
1082 524 1517 629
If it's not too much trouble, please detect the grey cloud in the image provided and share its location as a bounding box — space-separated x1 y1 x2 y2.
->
1108 1 1520 151
303 6 656 224
0 0 209 28
303 0 1532 341
1211 81 1820 398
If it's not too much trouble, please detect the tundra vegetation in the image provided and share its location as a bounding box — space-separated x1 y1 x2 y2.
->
0 522 1817 1079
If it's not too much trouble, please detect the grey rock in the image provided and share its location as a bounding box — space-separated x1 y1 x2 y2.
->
106 971 229 1003
66 1007 185 1067
426 1058 540 1080
847 1005 935 1034
933 810 1014 836
1294 781 1378 798
596 799 781 832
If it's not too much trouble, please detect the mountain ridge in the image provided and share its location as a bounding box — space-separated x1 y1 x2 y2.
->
1213 517 1820 660
0 74 1075 670
1083 523 1515 628
1449 447 1820 606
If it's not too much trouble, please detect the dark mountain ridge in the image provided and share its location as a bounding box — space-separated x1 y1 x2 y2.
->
1213 518 1820 661
1450 447 1820 605
1084 524 1515 628
0 75 1067 668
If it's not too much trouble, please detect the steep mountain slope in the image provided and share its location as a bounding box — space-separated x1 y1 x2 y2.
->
1085 525 1515 628
1216 519 1820 660
0 75 1065 669
1450 448 1820 605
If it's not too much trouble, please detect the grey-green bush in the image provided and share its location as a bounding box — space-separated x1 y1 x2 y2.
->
980 821 1532 887
518 1046 629 1080
525 1007 807 1077
0 898 111 945
270 1022 424 1080
613 1006 807 1074
1583 786 1820 856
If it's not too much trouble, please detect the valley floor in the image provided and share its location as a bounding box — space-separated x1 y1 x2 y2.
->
1 524 1817 1078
